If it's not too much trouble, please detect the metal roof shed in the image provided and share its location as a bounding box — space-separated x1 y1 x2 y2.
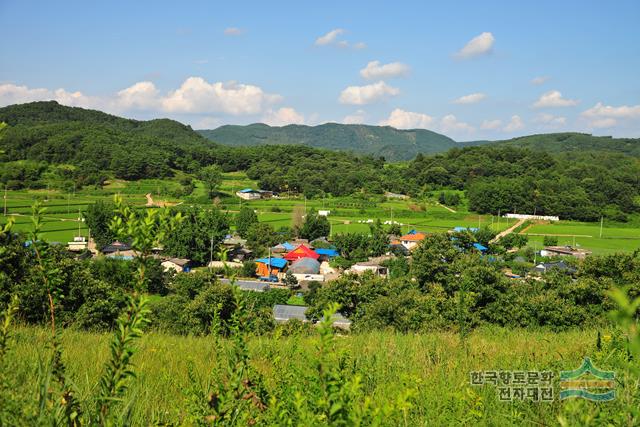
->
273 304 308 322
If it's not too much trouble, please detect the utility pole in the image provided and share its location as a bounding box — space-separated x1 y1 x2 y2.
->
77 208 82 237
3 188 7 216
599 216 604 238
209 234 214 271
497 209 500 230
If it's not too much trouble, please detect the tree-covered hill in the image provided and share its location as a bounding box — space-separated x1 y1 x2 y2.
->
198 123 487 161
0 101 218 182
488 132 640 157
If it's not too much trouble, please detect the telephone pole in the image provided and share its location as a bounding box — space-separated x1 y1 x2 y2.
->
3 188 7 216
599 216 604 238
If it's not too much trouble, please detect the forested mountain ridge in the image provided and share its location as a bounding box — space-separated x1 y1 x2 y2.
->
487 132 640 157
198 123 487 161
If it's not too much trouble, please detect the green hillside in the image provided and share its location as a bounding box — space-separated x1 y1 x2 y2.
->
488 132 640 157
198 123 486 161
0 101 218 181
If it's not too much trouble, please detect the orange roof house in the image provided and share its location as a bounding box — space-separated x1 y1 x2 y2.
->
284 244 319 261
399 232 426 250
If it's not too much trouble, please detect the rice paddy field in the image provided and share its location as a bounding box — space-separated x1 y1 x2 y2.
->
2 172 640 254
6 324 636 425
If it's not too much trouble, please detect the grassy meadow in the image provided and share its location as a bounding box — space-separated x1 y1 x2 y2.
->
6 324 633 425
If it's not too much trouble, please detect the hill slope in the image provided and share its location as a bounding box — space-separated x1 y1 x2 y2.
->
0 101 217 180
488 132 640 157
198 123 486 161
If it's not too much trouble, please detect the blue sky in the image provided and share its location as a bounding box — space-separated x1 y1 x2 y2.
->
1 0 639 140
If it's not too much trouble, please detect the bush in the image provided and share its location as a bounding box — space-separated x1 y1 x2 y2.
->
543 235 559 246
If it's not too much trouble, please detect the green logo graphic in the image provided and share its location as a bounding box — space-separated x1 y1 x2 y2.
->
559 358 616 402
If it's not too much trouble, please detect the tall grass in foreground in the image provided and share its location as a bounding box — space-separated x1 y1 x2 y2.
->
0 201 638 425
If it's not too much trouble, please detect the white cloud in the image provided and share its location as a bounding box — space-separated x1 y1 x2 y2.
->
315 28 345 46
452 92 486 105
503 115 525 132
224 27 244 36
0 83 97 108
115 81 160 110
580 102 640 129
440 114 475 134
588 118 617 128
581 102 640 119
480 119 502 130
339 81 399 105
533 113 566 127
161 77 281 115
360 61 410 80
343 110 366 124
262 107 305 126
531 76 549 85
314 28 364 49
455 32 495 59
0 78 283 118
533 90 579 108
379 108 434 129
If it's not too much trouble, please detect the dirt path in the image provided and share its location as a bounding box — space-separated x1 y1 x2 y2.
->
436 202 457 213
490 218 526 243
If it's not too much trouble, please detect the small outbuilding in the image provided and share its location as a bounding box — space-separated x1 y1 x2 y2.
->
255 257 288 277
289 257 321 275
161 258 192 273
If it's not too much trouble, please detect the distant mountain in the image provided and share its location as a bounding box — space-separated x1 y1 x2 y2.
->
487 132 640 157
198 123 488 161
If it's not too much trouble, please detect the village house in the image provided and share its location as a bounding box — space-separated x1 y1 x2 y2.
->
161 257 192 273
532 260 577 275
255 257 287 278
540 246 591 259
399 231 426 251
235 188 275 200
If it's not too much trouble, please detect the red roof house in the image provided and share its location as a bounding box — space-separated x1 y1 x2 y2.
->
284 244 319 261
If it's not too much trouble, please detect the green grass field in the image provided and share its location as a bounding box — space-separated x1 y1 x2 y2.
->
6 324 629 425
3 173 640 253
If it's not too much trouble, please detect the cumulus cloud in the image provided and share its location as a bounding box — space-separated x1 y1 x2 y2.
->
533 90 578 108
580 102 640 129
503 115 525 132
224 27 244 36
480 119 502 130
455 32 495 59
339 81 399 105
531 76 549 85
379 108 434 129
440 114 475 134
533 113 566 127
0 77 283 119
452 92 486 105
115 81 160 110
353 42 367 49
262 107 305 126
315 28 345 46
360 61 410 80
161 77 281 115
343 110 366 124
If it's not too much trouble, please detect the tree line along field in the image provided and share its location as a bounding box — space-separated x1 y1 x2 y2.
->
7 324 624 425
2 171 640 254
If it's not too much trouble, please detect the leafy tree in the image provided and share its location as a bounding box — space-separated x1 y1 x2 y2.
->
163 206 229 265
246 223 281 256
543 236 558 246
83 200 116 251
299 210 330 240
235 206 258 238
199 164 223 198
